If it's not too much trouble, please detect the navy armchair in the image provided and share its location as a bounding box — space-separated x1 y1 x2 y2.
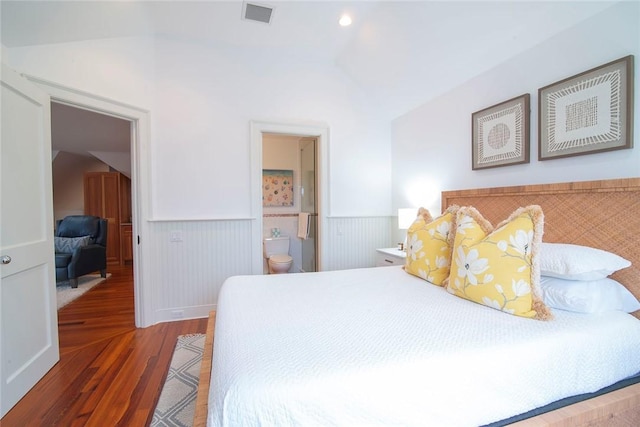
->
54 215 108 288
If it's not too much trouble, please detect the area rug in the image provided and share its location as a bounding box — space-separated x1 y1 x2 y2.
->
151 333 205 427
56 273 110 310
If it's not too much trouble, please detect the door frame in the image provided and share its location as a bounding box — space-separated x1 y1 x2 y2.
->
24 74 153 328
250 121 329 274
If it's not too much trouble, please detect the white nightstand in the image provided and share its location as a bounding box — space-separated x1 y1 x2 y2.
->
375 247 406 267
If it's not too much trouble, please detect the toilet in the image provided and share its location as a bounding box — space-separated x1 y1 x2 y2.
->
263 236 293 274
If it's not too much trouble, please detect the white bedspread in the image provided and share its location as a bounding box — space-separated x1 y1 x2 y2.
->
208 266 640 427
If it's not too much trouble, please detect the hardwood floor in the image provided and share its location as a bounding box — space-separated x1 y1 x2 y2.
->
1 265 208 427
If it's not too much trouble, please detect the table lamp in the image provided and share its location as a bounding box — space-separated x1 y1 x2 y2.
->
397 208 416 251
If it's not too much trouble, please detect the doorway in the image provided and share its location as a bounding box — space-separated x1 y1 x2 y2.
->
262 134 318 273
51 101 133 268
26 74 152 327
250 121 329 275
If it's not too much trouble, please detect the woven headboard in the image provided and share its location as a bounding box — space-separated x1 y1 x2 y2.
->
442 178 640 317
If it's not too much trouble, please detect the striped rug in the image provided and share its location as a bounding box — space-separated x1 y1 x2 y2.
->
151 334 205 427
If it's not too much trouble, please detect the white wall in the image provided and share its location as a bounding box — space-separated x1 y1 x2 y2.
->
4 37 155 108
5 35 393 323
392 1 640 233
0 43 7 63
150 37 391 219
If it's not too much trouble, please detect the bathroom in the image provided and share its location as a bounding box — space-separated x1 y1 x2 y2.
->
262 133 317 274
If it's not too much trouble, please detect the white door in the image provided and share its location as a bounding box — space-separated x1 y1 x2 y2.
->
1 64 59 417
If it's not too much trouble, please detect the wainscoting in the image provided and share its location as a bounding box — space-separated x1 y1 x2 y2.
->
147 216 393 323
324 216 393 271
147 220 253 323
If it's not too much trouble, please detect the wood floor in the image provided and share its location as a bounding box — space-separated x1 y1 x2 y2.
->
1 264 208 427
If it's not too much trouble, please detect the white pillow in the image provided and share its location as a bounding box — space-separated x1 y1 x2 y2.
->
540 242 631 281
540 276 640 314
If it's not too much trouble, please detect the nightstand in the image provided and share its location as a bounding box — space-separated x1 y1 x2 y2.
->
376 247 406 267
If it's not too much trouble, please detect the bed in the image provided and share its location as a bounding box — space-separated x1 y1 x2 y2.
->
194 178 640 426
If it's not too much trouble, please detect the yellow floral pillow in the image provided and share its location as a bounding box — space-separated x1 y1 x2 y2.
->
446 205 552 320
405 206 459 286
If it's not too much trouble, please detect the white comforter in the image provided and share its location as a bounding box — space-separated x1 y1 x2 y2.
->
208 266 640 427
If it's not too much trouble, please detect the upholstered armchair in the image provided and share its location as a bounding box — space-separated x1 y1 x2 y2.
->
54 215 108 288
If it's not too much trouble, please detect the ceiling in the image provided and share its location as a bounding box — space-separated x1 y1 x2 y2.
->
1 0 619 156
51 102 131 156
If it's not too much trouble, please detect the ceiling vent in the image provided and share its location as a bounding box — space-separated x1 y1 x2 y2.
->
242 2 274 24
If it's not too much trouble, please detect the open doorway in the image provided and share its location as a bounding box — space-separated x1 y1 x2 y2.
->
51 102 134 268
250 121 329 275
25 74 151 327
262 134 317 273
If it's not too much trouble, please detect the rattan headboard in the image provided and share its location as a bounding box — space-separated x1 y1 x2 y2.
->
442 178 640 316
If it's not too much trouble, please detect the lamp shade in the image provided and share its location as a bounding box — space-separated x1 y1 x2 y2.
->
398 208 416 230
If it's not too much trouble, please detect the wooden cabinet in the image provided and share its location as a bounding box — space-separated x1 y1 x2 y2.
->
121 224 133 265
84 172 132 265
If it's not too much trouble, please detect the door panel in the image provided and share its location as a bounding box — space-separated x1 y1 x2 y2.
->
299 138 317 273
3 265 53 372
1 64 59 418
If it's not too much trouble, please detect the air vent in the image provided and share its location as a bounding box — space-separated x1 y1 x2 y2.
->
243 2 274 24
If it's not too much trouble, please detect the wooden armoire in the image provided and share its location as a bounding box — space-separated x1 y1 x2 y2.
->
84 172 132 265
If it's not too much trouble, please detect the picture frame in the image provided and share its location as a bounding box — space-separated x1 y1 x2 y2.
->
472 94 530 170
262 169 294 207
538 55 634 161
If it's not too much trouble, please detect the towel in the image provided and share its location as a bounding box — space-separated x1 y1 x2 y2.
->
298 212 310 240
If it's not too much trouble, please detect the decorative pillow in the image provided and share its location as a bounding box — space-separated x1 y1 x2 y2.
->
405 206 459 286
54 235 91 253
540 276 640 313
540 243 631 281
446 206 552 320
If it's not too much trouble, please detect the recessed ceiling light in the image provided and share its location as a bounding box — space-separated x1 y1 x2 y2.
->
339 14 352 27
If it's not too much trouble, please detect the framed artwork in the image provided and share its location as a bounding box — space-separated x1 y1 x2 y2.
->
538 55 634 160
472 94 530 170
262 169 294 207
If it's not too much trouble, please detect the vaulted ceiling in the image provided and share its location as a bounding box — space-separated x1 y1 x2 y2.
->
1 1 618 156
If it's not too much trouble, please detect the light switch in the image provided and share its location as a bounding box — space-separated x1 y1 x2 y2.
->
170 231 183 242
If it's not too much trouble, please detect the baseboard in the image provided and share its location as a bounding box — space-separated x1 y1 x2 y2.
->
154 304 216 324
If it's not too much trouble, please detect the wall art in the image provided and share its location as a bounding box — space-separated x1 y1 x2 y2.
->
262 169 294 207
538 55 634 160
472 94 530 170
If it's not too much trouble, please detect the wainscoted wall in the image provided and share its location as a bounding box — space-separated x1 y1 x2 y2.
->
324 216 394 271
147 216 394 323
148 220 253 323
